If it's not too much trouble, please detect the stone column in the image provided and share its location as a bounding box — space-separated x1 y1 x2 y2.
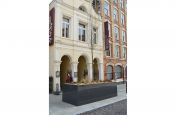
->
53 60 61 93
71 62 78 82
87 63 93 81
98 63 104 81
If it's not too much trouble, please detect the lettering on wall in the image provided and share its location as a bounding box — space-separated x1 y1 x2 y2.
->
49 8 55 46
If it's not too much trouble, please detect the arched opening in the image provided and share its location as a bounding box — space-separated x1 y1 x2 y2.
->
106 65 113 80
93 58 99 81
115 65 123 79
60 55 71 90
78 56 88 82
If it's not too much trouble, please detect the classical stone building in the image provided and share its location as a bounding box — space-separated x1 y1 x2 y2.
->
100 0 127 81
49 0 103 92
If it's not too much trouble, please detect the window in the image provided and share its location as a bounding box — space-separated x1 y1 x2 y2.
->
79 23 86 41
114 0 118 4
115 45 119 57
107 65 113 80
114 27 119 42
93 28 97 44
122 31 126 42
120 0 124 9
62 17 70 38
122 47 126 58
106 44 111 56
113 8 118 21
104 1 109 16
79 6 86 12
121 13 125 25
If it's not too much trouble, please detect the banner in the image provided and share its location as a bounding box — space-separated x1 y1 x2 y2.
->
104 21 109 50
49 8 55 46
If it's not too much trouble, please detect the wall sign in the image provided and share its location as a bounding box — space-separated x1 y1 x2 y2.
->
104 21 109 50
49 8 55 46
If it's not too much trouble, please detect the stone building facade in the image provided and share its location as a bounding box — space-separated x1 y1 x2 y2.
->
100 0 127 81
49 0 104 92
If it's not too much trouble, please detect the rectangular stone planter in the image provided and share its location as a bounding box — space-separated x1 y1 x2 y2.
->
62 82 118 106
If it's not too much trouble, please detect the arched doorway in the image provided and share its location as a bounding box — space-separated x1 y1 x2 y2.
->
78 56 88 82
106 65 113 80
93 58 99 81
60 55 71 90
115 65 122 79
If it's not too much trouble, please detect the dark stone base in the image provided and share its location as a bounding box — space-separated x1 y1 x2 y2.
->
62 82 118 106
53 91 61 95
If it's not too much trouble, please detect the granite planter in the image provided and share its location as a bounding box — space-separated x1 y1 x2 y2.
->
62 82 118 106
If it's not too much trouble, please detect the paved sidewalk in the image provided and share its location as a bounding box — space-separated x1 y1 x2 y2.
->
49 84 127 115
78 99 127 115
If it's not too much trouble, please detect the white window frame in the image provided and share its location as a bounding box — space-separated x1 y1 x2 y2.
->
120 0 124 9
62 17 70 38
115 45 119 57
121 13 125 26
122 47 126 59
79 23 86 42
104 1 110 16
122 30 126 42
113 7 118 21
114 26 119 42
93 27 97 44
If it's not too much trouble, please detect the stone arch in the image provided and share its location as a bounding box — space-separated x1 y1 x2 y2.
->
78 53 91 63
106 62 114 66
77 55 88 82
60 55 72 90
59 53 73 63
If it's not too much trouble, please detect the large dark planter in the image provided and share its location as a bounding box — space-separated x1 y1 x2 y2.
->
62 82 118 106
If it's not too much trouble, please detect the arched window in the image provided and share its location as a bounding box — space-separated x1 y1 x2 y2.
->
79 6 87 12
92 0 101 14
106 65 113 80
115 65 122 79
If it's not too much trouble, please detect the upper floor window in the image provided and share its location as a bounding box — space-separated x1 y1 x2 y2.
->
121 13 125 26
62 17 70 38
79 23 86 42
122 30 126 42
93 28 97 44
104 1 109 16
120 0 124 9
114 27 119 42
122 47 126 59
113 8 118 21
114 0 118 4
106 44 111 56
115 45 119 57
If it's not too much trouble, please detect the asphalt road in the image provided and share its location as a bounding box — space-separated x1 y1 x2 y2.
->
78 99 127 115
